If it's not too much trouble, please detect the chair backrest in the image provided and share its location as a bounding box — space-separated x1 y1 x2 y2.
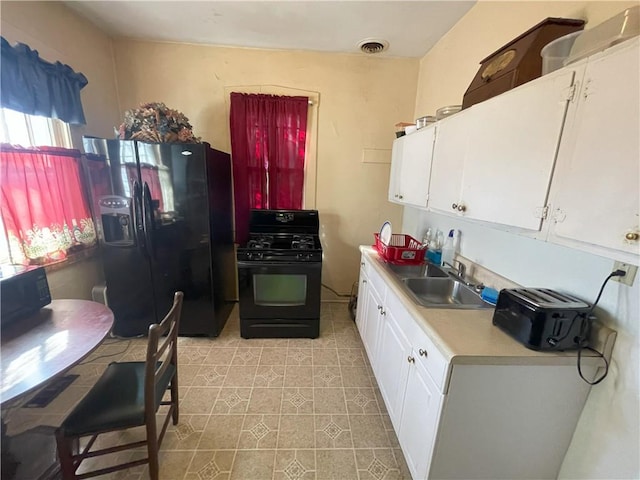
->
144 291 183 415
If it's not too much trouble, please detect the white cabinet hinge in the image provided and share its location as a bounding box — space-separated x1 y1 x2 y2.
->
563 83 578 103
534 206 549 220
582 78 593 100
552 208 567 223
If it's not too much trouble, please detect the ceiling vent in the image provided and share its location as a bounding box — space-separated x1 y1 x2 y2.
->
358 38 389 54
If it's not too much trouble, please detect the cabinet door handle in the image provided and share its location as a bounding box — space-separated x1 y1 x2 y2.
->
452 203 458 210
457 204 466 212
407 356 415 364
399 195 404 200
380 309 386 316
377 305 382 311
419 348 428 357
394 194 399 198
361 262 365 266
625 232 639 241
362 279 367 284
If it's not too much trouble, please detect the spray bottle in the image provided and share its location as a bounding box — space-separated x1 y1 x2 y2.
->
441 229 457 266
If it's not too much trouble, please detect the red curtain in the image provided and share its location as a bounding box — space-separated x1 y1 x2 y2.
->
0 145 96 264
230 93 308 244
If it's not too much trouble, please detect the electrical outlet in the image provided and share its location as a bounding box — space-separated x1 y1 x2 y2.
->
612 261 638 286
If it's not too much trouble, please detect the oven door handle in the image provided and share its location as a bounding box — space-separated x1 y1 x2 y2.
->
237 261 321 268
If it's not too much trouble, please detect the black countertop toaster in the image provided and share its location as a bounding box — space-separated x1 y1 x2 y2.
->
492 288 592 351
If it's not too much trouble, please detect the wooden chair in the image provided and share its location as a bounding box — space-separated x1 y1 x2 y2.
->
55 291 184 480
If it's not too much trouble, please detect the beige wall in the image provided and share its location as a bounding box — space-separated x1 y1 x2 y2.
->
1 1 120 298
107 39 416 298
1 2 416 299
46 257 104 300
411 2 639 478
414 0 638 118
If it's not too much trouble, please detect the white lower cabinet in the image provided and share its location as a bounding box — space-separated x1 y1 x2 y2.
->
356 252 595 480
378 291 445 480
397 351 444 480
361 281 383 371
354 263 368 334
357 256 448 479
375 304 411 429
356 261 386 373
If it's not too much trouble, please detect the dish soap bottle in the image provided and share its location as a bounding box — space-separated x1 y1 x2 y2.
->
441 229 456 266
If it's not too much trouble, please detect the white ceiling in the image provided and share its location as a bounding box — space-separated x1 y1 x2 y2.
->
64 1 476 58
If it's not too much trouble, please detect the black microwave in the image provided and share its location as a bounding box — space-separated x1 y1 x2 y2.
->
0 265 52 326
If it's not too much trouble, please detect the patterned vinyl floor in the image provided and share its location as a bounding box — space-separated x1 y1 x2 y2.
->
3 303 410 480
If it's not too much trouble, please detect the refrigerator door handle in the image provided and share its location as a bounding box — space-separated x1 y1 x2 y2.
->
142 182 155 259
132 180 148 256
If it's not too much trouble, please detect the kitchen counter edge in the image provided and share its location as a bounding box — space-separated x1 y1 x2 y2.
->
359 246 608 367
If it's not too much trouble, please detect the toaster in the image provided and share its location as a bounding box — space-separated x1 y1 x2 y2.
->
492 288 592 351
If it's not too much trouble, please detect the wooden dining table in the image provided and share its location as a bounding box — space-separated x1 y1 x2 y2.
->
1 299 114 404
1 299 114 480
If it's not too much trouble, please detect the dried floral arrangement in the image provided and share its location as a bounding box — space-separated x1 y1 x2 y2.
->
118 102 201 143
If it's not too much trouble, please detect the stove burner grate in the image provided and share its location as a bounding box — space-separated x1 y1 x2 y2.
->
292 235 315 250
247 235 274 249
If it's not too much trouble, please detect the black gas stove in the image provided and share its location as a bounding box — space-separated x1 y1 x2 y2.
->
237 209 322 339
238 233 322 262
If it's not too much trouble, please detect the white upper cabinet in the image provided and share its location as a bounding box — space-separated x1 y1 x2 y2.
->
388 125 436 209
428 69 576 231
462 69 575 230
388 136 403 203
428 110 472 215
548 38 640 260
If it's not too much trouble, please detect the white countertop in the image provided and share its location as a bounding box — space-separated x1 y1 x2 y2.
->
360 246 614 367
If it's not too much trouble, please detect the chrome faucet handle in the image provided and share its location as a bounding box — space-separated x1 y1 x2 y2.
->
442 260 466 279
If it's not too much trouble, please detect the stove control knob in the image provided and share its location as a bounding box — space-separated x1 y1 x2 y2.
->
255 252 263 260
246 252 252 260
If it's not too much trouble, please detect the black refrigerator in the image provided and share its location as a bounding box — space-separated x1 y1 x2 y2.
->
82 137 235 337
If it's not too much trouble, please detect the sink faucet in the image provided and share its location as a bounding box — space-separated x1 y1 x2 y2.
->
442 260 484 292
442 260 466 279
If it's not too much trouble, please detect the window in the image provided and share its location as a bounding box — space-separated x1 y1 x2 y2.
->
0 108 96 266
0 108 72 149
229 93 309 243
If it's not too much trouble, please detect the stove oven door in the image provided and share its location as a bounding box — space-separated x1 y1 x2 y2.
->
237 261 321 321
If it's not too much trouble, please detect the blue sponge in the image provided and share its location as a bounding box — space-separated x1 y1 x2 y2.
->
481 287 499 305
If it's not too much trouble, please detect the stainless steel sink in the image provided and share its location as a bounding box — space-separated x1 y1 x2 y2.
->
400 277 492 309
386 263 449 279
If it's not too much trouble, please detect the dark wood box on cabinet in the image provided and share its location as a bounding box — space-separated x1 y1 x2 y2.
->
462 17 585 109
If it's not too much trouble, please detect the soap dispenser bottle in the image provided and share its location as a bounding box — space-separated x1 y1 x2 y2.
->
422 228 432 248
441 229 456 266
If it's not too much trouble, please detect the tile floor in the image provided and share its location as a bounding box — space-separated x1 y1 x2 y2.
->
3 303 411 480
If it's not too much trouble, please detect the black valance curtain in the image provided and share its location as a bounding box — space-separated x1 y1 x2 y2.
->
1 37 88 125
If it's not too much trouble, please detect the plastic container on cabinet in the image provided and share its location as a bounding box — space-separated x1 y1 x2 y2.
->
540 31 583 74
564 6 640 66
